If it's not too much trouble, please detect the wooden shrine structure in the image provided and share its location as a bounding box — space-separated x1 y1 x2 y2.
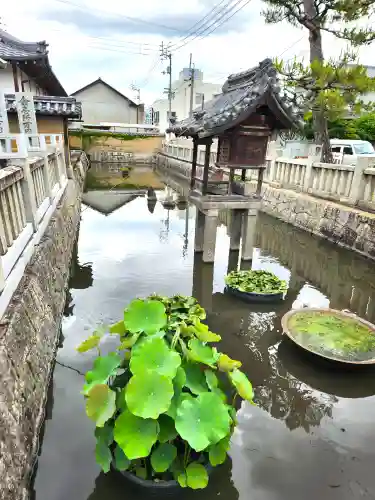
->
167 58 302 202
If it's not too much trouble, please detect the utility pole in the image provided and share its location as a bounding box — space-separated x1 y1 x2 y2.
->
188 53 195 118
130 84 141 123
160 42 173 127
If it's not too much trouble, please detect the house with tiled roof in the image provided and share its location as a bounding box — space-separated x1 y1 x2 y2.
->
0 29 81 138
71 78 143 125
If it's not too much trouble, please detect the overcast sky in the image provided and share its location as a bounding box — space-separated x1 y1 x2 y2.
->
2 0 375 105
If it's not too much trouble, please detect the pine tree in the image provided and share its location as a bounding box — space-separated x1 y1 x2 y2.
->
262 0 375 161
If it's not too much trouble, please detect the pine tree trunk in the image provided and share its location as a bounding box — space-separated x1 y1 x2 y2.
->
303 0 333 163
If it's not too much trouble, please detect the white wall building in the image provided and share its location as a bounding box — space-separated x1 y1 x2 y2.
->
152 68 222 133
71 78 143 125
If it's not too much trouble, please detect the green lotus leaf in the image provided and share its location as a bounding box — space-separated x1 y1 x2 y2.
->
118 333 141 350
95 423 114 447
76 334 101 353
130 338 181 378
193 321 221 343
135 467 147 479
174 366 186 390
83 353 122 394
86 384 116 427
175 392 231 451
184 362 208 395
188 339 219 367
186 463 209 489
204 369 219 390
126 372 174 419
109 320 126 335
177 473 187 488
124 299 167 335
95 439 112 473
151 443 177 473
191 304 206 320
114 410 159 459
114 446 130 471
208 436 230 466
218 354 242 372
158 414 178 443
229 369 254 401
166 391 194 419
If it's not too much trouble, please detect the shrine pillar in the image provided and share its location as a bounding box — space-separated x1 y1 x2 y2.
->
241 209 258 261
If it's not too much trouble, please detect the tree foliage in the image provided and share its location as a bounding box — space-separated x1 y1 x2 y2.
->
304 113 375 141
262 0 375 161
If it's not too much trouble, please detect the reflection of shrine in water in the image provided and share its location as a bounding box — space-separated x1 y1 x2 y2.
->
187 208 375 434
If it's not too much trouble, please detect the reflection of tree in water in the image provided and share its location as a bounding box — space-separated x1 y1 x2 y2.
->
63 236 94 317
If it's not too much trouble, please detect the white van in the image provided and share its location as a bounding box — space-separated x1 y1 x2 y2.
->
330 139 375 165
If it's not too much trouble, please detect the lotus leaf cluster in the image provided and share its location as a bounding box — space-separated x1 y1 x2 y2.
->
77 295 254 489
225 270 287 295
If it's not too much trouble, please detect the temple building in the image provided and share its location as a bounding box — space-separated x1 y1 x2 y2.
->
0 29 81 136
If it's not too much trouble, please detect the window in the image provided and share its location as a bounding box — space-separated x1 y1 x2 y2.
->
331 146 342 153
343 146 353 155
354 142 375 154
153 111 160 125
195 93 204 105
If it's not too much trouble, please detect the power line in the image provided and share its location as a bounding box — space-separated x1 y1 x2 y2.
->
171 0 252 52
169 0 235 48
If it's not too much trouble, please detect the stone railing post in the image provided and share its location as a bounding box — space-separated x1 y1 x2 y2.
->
42 155 53 201
348 156 373 205
21 159 38 231
303 144 322 192
268 147 283 184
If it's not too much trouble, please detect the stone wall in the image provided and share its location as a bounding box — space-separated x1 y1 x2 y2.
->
260 185 375 260
0 159 86 500
157 153 375 261
70 133 163 164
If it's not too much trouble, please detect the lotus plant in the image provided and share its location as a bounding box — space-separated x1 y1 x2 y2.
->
77 295 254 489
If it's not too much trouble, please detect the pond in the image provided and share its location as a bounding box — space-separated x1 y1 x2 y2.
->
30 165 375 500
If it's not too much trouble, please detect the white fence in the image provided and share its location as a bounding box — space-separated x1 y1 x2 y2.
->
0 133 69 317
161 140 375 211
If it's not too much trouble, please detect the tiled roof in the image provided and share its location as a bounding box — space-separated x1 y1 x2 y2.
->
167 59 303 138
0 29 47 60
5 95 82 119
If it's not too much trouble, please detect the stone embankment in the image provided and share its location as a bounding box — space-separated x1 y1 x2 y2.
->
0 153 88 500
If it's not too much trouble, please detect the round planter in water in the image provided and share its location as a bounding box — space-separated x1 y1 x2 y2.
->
281 308 375 365
116 468 180 495
225 286 284 303
115 462 214 495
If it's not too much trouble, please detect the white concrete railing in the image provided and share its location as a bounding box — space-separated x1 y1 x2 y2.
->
161 140 375 209
0 133 68 317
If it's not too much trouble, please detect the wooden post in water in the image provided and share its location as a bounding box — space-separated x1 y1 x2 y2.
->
190 138 198 190
202 139 212 196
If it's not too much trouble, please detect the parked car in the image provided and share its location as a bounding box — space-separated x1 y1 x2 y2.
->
330 139 375 165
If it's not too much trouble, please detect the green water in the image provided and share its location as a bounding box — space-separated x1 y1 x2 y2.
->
289 311 375 362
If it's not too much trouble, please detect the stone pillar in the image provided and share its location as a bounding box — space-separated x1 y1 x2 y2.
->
202 210 218 263
229 210 243 251
194 210 206 252
241 210 258 261
348 156 372 205
227 250 240 273
303 145 322 193
192 251 214 311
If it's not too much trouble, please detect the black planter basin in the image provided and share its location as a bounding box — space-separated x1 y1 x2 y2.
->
225 286 284 303
115 462 214 495
116 468 180 495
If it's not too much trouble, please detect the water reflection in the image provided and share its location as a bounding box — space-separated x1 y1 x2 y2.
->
64 234 93 317
32 169 375 500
